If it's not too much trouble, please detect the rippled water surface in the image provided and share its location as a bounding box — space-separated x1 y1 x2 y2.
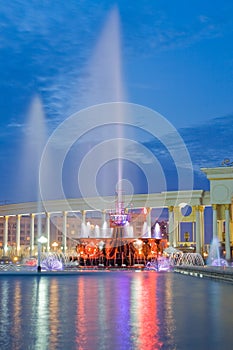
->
0 271 233 349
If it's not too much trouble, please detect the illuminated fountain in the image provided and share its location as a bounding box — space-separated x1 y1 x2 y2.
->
41 253 63 271
108 190 131 266
142 222 149 238
170 252 205 267
94 225 100 238
109 190 131 235
146 257 170 272
18 96 49 259
154 222 162 239
102 221 108 238
207 236 229 267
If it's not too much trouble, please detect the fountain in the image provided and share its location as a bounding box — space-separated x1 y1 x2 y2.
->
146 257 170 272
211 258 229 267
94 225 100 238
1 4 233 347
81 222 87 237
17 95 49 265
109 189 131 229
19 96 48 203
35 1 195 264
142 222 149 238
32 252 82 271
4 7 198 272
41 253 63 271
108 189 132 265
207 236 229 267
170 252 205 267
154 222 162 239
102 221 108 238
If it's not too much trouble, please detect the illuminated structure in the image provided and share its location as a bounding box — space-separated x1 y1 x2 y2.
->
0 166 233 261
109 191 130 232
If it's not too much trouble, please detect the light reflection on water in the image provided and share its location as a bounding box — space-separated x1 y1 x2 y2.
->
0 272 233 349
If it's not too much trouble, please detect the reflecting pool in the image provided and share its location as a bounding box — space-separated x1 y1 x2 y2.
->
0 271 233 349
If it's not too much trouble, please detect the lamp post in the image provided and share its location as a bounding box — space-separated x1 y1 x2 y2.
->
37 235 48 273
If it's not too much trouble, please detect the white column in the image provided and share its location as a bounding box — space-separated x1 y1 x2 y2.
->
192 221 195 243
224 204 231 261
146 208 152 238
81 210 86 237
218 219 224 241
63 211 67 253
102 210 106 226
30 214 35 256
200 206 205 252
195 206 201 254
168 206 174 246
173 207 178 247
3 216 9 255
212 204 218 238
16 214 21 256
82 210 86 223
46 212 50 251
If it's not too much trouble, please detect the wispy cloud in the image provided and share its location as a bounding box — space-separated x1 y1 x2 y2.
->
198 15 210 23
7 121 24 128
123 5 231 56
179 114 233 169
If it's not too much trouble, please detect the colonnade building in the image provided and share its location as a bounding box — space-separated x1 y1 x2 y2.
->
0 167 233 260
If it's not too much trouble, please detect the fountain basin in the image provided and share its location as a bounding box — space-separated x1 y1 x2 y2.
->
174 265 233 284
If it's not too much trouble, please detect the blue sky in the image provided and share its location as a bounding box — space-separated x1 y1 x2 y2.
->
0 0 233 204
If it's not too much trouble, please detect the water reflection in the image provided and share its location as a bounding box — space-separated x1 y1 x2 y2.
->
35 277 50 349
48 279 59 347
0 280 10 348
130 273 162 349
0 272 233 349
75 276 88 347
163 271 176 347
11 281 22 349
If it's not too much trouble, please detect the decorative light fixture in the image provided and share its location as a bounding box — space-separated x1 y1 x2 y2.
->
109 191 130 227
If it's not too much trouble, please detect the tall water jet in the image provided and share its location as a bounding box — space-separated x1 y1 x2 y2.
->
18 95 48 258
155 222 162 239
102 221 108 238
85 6 131 242
125 222 133 238
142 222 148 238
77 6 126 199
207 236 220 266
81 222 87 238
207 236 228 267
95 225 100 238
39 7 137 246
19 95 48 203
77 6 125 106
86 222 91 237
